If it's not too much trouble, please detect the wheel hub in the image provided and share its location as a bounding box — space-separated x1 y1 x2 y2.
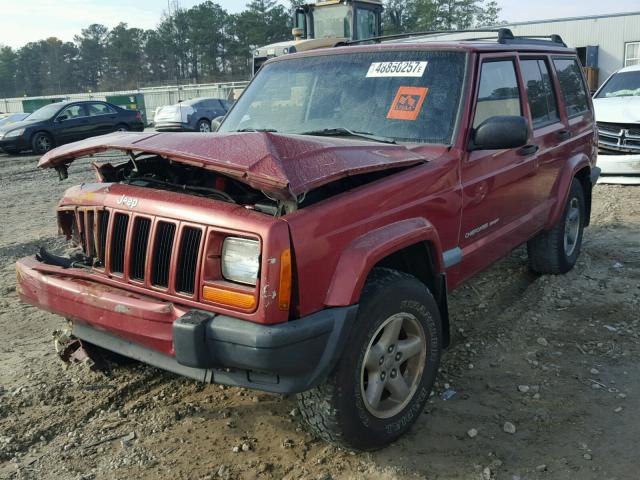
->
360 312 427 419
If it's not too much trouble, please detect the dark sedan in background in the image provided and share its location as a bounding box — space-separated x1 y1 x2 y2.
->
0 100 144 154
153 97 231 132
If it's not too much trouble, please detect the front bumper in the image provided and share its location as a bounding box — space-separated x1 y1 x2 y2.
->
0 136 28 152
16 256 357 393
597 153 640 184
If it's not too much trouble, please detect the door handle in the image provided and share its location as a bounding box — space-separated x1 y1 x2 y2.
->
557 129 571 141
517 144 539 156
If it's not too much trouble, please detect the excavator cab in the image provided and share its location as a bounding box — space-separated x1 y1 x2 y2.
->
252 0 383 75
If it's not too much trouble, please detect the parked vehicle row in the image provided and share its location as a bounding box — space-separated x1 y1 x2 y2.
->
0 100 144 154
153 97 231 132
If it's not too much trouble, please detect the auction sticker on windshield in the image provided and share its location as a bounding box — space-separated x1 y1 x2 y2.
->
367 61 428 78
387 86 429 121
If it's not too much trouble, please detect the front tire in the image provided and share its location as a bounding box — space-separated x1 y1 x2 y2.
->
31 132 53 154
528 178 585 274
297 268 442 450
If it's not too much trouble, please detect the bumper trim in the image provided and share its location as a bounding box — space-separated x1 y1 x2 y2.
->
73 306 358 394
172 306 359 392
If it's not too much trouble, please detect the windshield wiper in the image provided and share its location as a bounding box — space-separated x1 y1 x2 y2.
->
234 128 278 132
297 127 396 144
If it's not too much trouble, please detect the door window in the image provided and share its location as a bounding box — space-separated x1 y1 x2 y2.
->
553 58 589 117
355 8 378 40
474 60 521 128
521 59 560 128
59 104 86 119
88 103 114 116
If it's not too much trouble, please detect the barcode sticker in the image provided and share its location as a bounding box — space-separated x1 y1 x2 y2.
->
366 61 428 78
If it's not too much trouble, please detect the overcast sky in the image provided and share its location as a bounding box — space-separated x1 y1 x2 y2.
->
1 0 639 49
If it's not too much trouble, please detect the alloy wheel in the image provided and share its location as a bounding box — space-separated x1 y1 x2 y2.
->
564 197 581 256
360 312 427 419
37 136 51 152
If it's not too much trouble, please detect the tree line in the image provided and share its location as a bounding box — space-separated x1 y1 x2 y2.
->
0 0 500 99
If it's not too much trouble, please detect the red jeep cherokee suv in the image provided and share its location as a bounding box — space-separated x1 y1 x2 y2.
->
17 29 599 450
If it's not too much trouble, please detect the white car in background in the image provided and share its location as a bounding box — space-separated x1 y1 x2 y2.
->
593 65 640 184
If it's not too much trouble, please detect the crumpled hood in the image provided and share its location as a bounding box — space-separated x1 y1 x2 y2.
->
593 96 640 124
38 131 434 200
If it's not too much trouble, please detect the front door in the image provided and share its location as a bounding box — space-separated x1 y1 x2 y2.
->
459 55 539 278
54 104 91 144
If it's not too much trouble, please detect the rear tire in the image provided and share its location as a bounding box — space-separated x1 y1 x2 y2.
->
114 124 129 133
197 119 211 133
528 178 585 274
297 268 442 450
31 132 53 154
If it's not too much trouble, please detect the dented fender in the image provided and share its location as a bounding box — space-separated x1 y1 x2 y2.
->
324 218 443 306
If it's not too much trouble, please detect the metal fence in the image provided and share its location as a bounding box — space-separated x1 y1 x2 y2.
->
0 81 250 124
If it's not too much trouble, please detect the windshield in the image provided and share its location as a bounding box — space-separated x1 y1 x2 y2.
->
313 5 351 38
596 71 640 98
27 103 64 121
220 50 467 144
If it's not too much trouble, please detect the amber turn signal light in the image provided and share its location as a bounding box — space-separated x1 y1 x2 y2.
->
202 285 256 310
278 249 292 311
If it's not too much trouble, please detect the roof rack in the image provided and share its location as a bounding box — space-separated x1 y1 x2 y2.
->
347 28 567 47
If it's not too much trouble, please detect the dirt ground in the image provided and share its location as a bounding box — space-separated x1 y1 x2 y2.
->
0 150 638 480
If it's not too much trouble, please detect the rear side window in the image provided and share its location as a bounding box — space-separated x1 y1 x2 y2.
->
521 59 560 128
553 58 589 117
474 60 521 128
88 103 115 116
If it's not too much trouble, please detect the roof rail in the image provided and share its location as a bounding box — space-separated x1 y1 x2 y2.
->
346 28 567 47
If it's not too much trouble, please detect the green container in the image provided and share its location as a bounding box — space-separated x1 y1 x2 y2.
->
22 98 65 113
106 94 147 125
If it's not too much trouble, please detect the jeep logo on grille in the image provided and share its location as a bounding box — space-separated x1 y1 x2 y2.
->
117 195 139 209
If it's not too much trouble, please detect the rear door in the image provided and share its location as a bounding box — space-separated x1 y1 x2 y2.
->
517 55 567 225
459 54 540 278
87 102 118 136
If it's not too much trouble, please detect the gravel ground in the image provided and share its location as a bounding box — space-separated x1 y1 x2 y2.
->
0 150 639 480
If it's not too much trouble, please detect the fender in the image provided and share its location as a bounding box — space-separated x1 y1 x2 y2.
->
324 218 443 307
544 152 591 230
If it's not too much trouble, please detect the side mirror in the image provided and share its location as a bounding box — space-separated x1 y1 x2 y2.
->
469 116 529 151
56 115 68 122
211 116 224 132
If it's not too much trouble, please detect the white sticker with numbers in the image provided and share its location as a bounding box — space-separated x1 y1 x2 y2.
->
366 61 428 78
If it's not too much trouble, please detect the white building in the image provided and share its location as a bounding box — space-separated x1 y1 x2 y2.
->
506 11 640 87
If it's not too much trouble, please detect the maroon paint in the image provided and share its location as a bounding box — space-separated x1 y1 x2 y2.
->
18 43 597 360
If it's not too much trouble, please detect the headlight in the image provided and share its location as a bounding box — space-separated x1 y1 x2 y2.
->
5 128 25 138
221 237 260 286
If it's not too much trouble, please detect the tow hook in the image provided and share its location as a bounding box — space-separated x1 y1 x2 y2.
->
53 329 104 370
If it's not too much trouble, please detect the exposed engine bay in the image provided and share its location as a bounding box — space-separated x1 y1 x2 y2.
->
91 153 409 216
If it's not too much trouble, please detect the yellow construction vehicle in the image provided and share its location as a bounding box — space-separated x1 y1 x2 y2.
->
252 0 383 75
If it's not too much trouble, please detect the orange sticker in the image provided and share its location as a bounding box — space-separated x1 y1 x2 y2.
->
386 86 429 121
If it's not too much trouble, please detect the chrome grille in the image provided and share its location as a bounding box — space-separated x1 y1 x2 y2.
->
597 122 640 153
